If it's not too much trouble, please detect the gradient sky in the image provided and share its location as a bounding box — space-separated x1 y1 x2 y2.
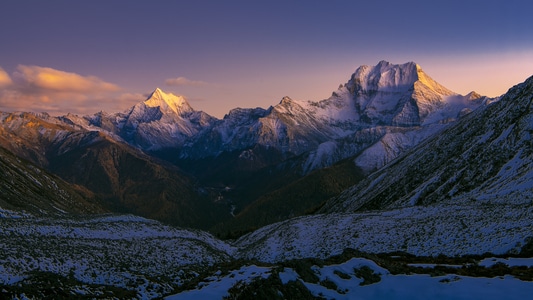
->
1 0 532 118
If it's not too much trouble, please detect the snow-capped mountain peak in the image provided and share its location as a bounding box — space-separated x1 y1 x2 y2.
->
69 88 217 150
349 60 453 96
144 88 193 115
337 61 458 128
273 96 304 114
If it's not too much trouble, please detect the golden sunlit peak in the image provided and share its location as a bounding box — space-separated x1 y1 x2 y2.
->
415 64 455 96
147 87 172 100
145 87 192 115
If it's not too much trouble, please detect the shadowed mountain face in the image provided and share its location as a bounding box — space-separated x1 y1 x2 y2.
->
0 112 229 229
322 74 533 214
0 146 104 216
210 158 365 238
46 137 222 227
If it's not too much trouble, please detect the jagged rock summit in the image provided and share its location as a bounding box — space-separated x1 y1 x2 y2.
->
339 60 456 126
349 60 452 94
295 61 489 172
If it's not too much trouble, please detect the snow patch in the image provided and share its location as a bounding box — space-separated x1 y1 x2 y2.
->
165 265 271 300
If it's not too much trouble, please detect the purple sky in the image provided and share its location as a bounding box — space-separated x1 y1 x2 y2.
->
1 0 532 118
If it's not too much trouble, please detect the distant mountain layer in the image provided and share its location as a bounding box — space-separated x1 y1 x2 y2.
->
70 61 489 175
175 61 488 172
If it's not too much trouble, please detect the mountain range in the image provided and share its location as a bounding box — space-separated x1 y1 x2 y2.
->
1 60 532 298
0 61 494 233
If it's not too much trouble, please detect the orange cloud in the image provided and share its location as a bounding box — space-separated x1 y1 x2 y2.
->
165 76 208 87
13 65 119 93
0 67 13 88
0 65 129 115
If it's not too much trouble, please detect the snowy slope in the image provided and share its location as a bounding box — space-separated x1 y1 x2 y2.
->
2 208 531 299
0 214 235 298
276 258 533 300
234 204 532 262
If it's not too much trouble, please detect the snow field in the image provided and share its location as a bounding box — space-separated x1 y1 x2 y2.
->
0 214 235 298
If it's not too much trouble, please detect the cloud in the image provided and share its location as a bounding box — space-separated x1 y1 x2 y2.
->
13 65 119 93
0 67 13 88
165 76 208 87
0 65 126 115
